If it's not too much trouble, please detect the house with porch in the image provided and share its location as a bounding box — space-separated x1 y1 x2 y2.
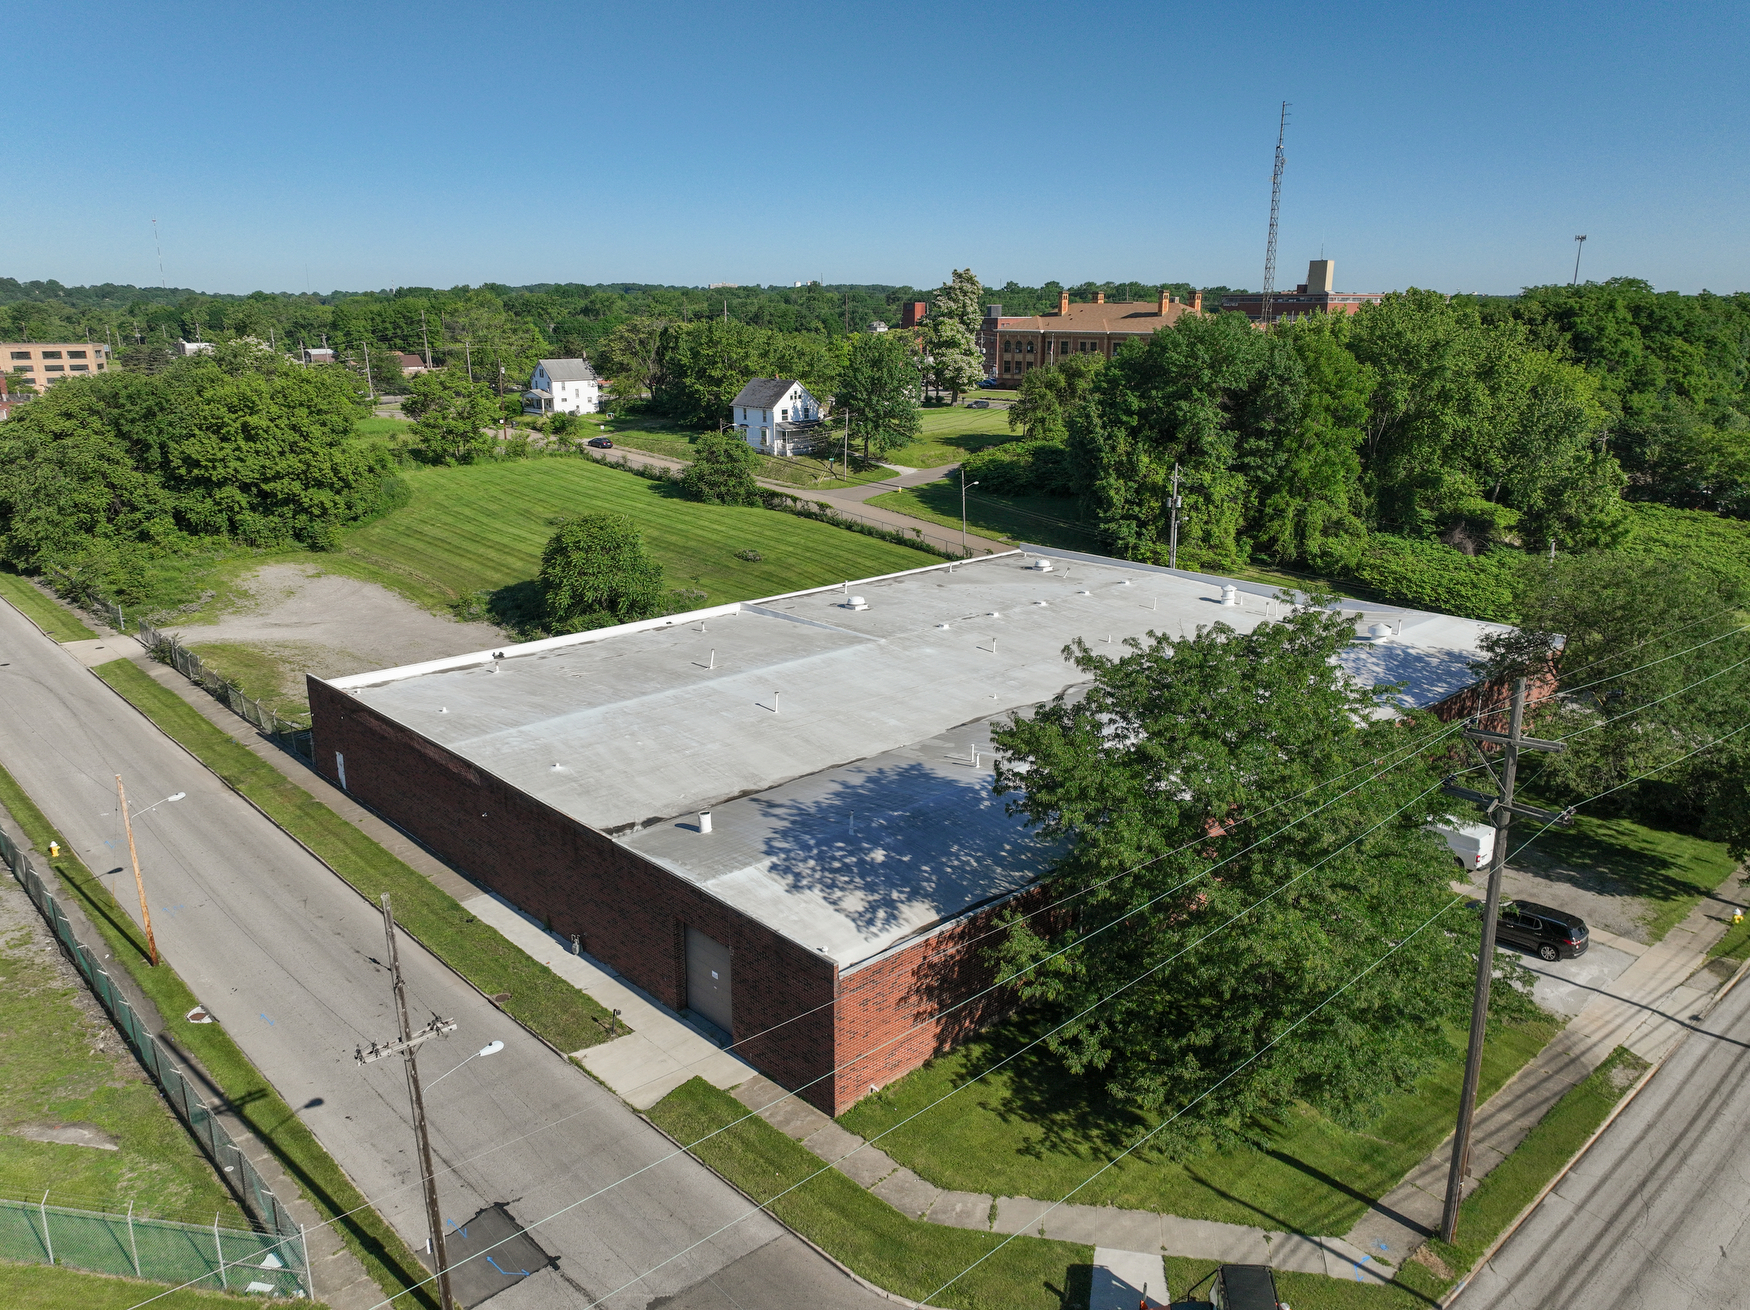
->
524 358 602 415
732 378 824 456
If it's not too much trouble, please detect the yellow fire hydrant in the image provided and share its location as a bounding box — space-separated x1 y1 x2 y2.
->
1734 908 1744 926
48 841 60 858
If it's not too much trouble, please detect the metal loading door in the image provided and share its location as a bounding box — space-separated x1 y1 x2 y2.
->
685 926 733 1035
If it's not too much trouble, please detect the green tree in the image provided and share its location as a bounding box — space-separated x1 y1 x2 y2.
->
923 314 984 403
681 431 762 506
990 603 1527 1137
834 331 921 459
595 314 668 406
405 368 496 465
931 268 985 334
1008 352 1106 444
539 513 666 632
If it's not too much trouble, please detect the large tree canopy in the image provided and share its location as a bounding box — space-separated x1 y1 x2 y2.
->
834 331 922 458
538 513 666 632
0 342 398 597
990 604 1529 1140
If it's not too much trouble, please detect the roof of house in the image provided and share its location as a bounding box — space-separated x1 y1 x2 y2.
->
322 550 1505 971
732 378 804 409
537 358 599 383
996 300 1198 334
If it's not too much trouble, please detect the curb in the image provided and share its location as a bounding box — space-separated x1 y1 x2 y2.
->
1439 952 1750 1306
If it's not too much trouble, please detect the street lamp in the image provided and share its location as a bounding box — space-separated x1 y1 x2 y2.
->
960 471 979 558
1572 235 1588 286
115 778 184 966
427 1040 505 1090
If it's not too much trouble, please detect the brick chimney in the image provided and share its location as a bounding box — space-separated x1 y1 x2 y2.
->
1058 289 1070 315
1191 290 1203 312
1158 288 1171 315
1095 291 1105 304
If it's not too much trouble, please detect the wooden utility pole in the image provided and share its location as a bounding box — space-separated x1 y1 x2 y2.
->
359 894 457 1310
420 310 433 369
1167 464 1183 570
115 776 159 966
1438 680 1572 1242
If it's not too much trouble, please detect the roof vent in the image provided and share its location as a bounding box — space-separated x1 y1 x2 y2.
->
1033 600 1048 607
1077 589 1091 596
987 610 1001 618
438 707 449 713
698 811 713 834
1220 586 1239 606
1031 559 1054 572
936 622 952 630
1365 622 1393 643
846 595 869 611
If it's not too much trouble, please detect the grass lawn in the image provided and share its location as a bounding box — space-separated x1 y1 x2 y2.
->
180 641 314 721
869 480 1109 554
0 877 242 1224
88 659 623 1056
332 457 933 614
0 762 434 1307
595 414 896 490
0 1258 327 1310
648 1078 1089 1310
838 1012 1559 1239
1513 813 1739 943
0 573 96 643
883 405 1023 470
354 416 412 440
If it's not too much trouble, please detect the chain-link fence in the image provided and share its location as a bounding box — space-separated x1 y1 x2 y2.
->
0 827 311 1298
135 618 315 761
0 1194 308 1298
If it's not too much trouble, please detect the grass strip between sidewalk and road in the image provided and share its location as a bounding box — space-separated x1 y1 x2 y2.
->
90 656 624 1055
1397 1045 1652 1301
0 571 97 643
0 1256 329 1310
0 761 425 1308
648 1078 1088 1310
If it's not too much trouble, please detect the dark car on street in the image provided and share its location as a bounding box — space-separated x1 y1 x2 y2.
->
1496 899 1589 961
1211 1263 1281 1308
587 436 613 449
977 376 1003 388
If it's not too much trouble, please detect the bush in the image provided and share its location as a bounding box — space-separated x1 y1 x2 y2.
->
734 549 763 562
1349 535 1531 622
538 513 666 631
960 439 1074 496
681 431 761 506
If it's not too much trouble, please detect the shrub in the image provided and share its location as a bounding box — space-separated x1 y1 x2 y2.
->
960 440 1074 496
1349 535 1530 622
734 549 763 562
538 513 665 632
681 431 761 506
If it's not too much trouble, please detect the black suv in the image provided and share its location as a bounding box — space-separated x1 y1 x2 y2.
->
1497 900 1589 962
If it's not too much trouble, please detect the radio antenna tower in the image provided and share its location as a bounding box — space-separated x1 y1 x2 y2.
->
152 218 167 290
1260 102 1289 327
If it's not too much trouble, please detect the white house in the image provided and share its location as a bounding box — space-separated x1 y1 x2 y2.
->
731 378 824 456
524 358 602 415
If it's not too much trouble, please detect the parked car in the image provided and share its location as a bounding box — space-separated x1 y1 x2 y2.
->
1211 1263 1281 1309
587 437 614 449
1496 899 1590 961
966 399 991 408
1427 821 1496 870
977 376 1003 389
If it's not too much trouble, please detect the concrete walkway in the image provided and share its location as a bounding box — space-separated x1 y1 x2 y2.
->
1346 872 1747 1263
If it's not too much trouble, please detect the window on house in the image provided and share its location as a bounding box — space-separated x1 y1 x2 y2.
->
781 409 788 421
45 365 64 372
13 365 32 372
68 350 87 359
70 364 89 371
41 351 62 359
1025 341 1034 353
9 351 30 360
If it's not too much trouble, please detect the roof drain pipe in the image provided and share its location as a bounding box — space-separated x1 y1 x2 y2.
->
698 811 713 834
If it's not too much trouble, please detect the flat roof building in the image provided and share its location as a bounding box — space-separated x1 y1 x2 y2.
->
3 342 111 388
309 550 1504 1112
1222 259 1386 327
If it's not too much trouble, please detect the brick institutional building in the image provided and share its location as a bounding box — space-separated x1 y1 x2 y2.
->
309 551 1504 1114
980 289 1202 380
1221 259 1386 327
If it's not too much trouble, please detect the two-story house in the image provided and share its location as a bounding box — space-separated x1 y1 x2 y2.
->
524 358 602 416
732 378 824 456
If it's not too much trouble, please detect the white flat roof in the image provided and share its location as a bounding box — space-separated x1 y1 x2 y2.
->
326 549 1504 968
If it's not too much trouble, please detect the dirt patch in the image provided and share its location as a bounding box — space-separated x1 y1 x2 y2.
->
164 563 506 691
1409 1244 1454 1281
1483 862 1655 944
8 1122 119 1150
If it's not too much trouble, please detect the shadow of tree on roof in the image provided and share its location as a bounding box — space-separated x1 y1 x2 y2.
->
751 758 1057 942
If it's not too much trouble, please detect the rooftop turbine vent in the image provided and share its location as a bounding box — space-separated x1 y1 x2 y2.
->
846 595 869 611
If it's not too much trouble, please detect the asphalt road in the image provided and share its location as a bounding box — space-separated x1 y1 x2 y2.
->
0 600 887 1310
1455 963 1750 1310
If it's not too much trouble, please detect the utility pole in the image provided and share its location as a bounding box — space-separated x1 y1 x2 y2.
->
1167 463 1183 570
1571 235 1588 285
960 470 979 558
115 777 159 967
420 310 433 369
361 341 376 402
843 410 850 472
1259 102 1289 328
1438 680 1573 1243
358 894 458 1310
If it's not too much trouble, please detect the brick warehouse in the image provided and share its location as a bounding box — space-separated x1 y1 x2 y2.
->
308 548 1504 1114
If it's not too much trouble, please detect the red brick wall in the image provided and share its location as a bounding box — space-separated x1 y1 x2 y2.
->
307 677 840 1107
1428 669 1559 733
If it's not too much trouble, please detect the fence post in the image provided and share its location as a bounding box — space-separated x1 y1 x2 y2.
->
214 1211 227 1289
40 1190 52 1264
128 1199 140 1276
301 1224 314 1301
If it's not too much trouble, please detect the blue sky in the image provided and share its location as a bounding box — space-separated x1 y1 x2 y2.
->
5 1 1745 296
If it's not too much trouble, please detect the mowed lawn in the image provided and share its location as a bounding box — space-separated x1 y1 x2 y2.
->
337 457 933 611
884 404 1022 469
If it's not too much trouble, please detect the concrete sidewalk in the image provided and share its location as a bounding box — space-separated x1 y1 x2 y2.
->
1347 873 1747 1263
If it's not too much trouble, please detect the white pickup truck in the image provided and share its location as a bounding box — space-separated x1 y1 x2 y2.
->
1427 821 1496 870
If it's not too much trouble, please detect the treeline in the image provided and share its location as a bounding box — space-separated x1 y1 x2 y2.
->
0 342 403 603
